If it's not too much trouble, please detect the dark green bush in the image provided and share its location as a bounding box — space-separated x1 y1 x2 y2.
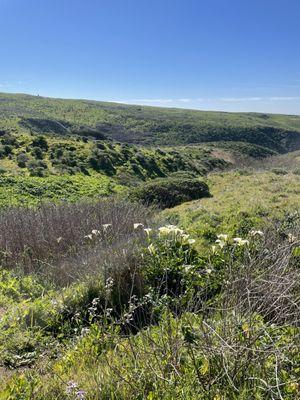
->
3 144 13 156
89 149 116 174
17 152 29 168
32 136 48 151
130 177 210 208
1 133 17 146
0 147 5 159
169 170 197 179
31 147 44 159
27 160 48 177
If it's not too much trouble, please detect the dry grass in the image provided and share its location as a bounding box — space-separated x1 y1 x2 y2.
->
223 225 300 326
0 199 152 283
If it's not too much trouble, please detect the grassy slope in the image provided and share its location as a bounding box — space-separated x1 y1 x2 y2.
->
162 166 300 247
1 92 300 151
0 91 299 207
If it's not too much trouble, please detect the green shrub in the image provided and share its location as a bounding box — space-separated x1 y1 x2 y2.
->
130 178 210 209
3 144 13 156
1 133 17 146
169 170 198 179
32 136 48 151
16 152 29 168
27 160 48 177
89 149 116 175
31 147 44 160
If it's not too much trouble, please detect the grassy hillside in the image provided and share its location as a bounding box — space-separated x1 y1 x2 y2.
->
1 92 300 152
0 93 300 399
162 168 300 246
0 91 299 208
0 126 227 206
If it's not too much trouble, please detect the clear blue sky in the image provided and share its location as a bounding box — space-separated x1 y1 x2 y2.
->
1 0 300 114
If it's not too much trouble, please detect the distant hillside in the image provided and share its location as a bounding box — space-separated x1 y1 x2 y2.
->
1 92 300 153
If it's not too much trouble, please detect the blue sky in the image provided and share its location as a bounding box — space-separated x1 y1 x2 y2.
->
0 0 300 114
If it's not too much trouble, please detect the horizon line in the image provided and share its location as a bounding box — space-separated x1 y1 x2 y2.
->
0 90 300 117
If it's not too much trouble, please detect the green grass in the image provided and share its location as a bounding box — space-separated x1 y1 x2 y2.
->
161 169 300 246
0 174 118 207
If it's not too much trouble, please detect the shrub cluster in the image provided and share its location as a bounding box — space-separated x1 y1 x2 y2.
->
130 177 211 208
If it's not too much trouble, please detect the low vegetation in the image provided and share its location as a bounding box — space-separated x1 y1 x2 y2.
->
0 216 299 399
0 94 300 399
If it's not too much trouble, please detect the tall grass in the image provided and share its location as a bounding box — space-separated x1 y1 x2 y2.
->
0 199 152 283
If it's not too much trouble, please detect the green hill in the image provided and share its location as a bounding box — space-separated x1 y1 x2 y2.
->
0 92 300 207
1 92 300 151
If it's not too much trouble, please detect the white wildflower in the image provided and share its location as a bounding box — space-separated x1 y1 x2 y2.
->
105 277 114 292
183 264 194 272
144 228 152 235
91 229 101 236
56 236 62 243
188 238 196 245
134 223 144 229
217 234 229 241
84 234 93 240
233 237 249 246
103 224 112 231
288 233 297 243
249 230 264 237
158 225 184 236
147 243 156 254
233 237 242 243
158 226 172 235
206 268 212 274
181 234 190 240
80 327 90 336
215 239 226 249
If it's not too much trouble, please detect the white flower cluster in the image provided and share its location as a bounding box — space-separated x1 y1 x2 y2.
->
288 233 297 243
84 224 112 240
158 225 195 244
141 224 196 255
213 231 263 251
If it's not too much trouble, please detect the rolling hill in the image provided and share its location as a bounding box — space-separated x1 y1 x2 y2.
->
0 92 300 207
1 92 300 151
